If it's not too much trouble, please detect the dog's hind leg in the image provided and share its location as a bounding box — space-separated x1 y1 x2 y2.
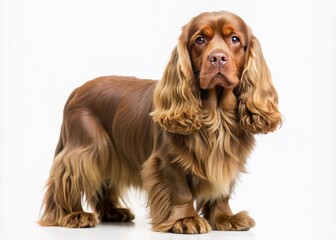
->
39 109 110 228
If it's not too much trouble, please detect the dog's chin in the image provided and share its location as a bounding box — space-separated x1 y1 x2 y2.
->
201 73 238 90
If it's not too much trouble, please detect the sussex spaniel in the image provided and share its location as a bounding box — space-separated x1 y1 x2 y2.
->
39 11 281 234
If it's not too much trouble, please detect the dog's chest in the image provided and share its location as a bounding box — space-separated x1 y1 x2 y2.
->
189 124 241 201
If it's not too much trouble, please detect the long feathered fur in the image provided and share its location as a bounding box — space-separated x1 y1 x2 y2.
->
39 11 281 234
236 34 282 134
150 34 202 135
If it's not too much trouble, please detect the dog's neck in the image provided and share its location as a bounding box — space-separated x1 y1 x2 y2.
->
200 87 237 113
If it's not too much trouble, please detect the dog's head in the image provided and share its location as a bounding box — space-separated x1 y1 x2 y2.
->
152 11 282 135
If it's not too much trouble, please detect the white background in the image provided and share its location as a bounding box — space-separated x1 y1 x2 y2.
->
1 0 335 239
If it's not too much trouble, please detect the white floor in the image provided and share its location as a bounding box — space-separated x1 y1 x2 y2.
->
1 191 335 240
2 211 336 240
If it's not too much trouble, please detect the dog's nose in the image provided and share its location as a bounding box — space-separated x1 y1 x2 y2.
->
208 51 228 68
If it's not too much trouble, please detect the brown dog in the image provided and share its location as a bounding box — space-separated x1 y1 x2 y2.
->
39 11 281 234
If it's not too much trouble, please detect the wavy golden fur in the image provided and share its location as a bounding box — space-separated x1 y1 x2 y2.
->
39 11 281 234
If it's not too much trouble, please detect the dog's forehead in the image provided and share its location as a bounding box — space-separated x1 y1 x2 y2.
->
187 11 248 37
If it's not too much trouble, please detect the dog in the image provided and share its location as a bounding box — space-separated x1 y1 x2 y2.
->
39 11 281 234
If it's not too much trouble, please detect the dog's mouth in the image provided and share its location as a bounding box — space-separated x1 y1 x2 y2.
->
213 72 226 82
196 68 239 92
206 72 236 89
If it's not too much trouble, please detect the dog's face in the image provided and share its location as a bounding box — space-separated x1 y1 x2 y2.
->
187 12 249 90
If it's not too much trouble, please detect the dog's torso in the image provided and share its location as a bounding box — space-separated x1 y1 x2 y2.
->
64 76 254 199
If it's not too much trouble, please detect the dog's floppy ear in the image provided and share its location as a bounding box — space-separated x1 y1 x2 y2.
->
151 27 201 135
236 34 282 134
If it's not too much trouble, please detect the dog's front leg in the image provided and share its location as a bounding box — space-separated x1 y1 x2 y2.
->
200 197 255 231
142 155 211 234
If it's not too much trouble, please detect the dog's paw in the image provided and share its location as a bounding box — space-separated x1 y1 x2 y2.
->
170 216 211 234
212 211 255 231
100 208 135 222
61 211 98 228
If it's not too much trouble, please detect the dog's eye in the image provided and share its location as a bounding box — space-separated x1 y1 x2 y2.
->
231 36 240 44
195 36 206 45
